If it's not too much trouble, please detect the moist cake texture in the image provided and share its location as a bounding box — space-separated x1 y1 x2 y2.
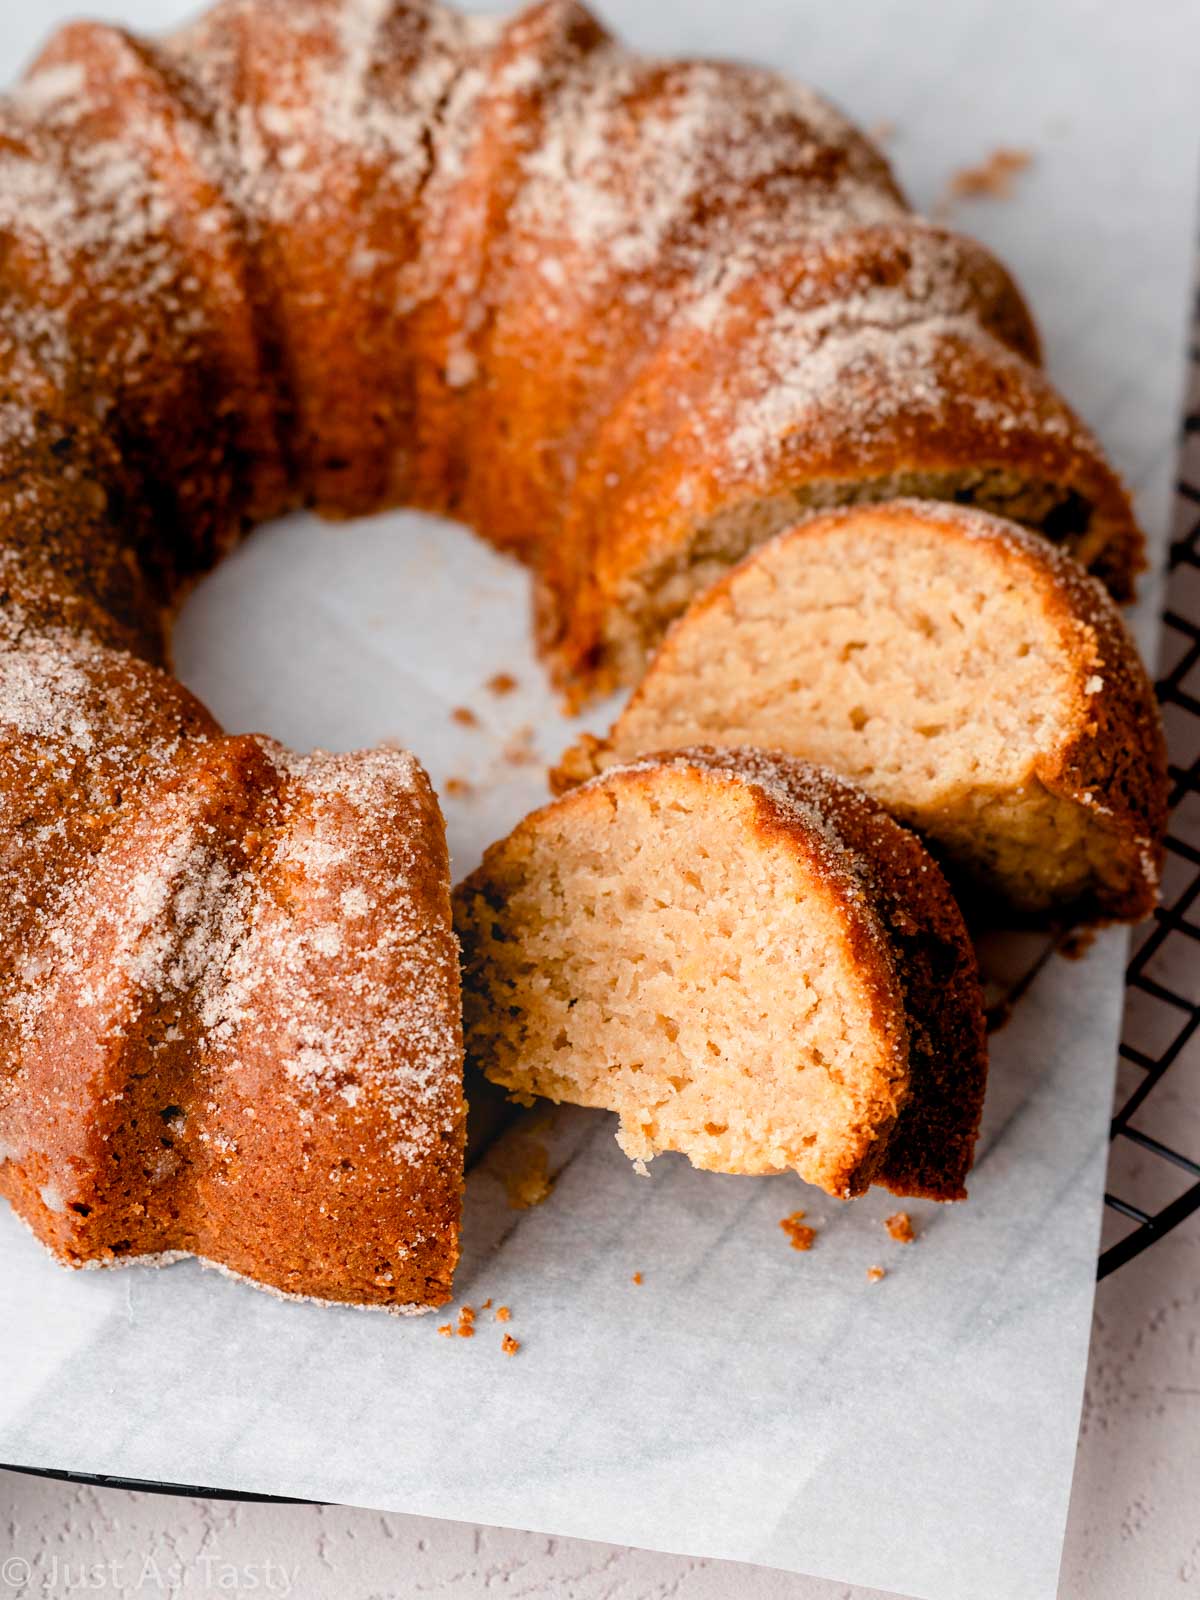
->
456 748 988 1201
556 501 1167 919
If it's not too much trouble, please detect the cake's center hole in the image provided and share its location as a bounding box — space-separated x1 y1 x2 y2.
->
173 507 618 877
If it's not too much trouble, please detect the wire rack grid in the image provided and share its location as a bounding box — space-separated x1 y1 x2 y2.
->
1099 297 1200 1277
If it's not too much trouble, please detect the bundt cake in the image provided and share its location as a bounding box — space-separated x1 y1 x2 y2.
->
10 1 1144 686
455 749 988 1201
0 0 1150 1301
0 707 465 1309
555 501 1169 921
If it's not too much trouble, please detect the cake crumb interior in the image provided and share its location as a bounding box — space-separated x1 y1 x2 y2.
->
600 511 1115 909
457 770 908 1195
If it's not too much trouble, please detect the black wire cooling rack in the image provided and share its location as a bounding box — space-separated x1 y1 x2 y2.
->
1098 306 1200 1279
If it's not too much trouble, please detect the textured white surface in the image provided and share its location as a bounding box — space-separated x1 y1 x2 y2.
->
0 1 1197 1597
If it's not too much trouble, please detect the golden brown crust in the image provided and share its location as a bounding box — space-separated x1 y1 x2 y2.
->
780 772 988 1202
0 731 465 1310
172 0 1137 706
0 2 485 1310
1015 546 1168 923
458 752 908 1198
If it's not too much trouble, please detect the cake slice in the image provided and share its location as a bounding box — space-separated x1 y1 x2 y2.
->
555 500 1167 921
455 749 988 1201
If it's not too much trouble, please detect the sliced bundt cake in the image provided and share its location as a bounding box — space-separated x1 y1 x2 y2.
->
455 748 988 1201
0 0 1153 1300
556 501 1167 921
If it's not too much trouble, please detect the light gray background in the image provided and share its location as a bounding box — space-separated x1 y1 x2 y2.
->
2 0 1199 1596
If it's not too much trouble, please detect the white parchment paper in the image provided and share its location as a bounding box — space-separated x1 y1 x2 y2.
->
1 3 1197 1598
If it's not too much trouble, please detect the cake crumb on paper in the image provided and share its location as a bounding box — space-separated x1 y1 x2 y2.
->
444 776 473 798
631 1271 643 1285
486 672 519 696
886 1212 915 1244
481 1297 493 1310
780 1211 816 1252
948 146 1032 201
495 1305 512 1323
451 705 479 728
501 1334 521 1357
439 1306 494 1341
867 1265 886 1284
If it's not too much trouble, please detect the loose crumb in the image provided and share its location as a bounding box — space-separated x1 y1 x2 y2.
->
486 672 519 696
451 706 479 728
495 1305 512 1323
456 1306 476 1338
885 1212 915 1244
866 1265 886 1284
444 775 473 798
501 1334 521 1357
437 1324 453 1337
780 1211 816 1251
631 1271 643 1285
481 1297 493 1310
947 146 1032 201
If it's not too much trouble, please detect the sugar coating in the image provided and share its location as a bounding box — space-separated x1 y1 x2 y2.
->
0 0 1146 1305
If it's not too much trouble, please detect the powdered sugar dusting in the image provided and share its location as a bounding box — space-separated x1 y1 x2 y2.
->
510 46 905 315
195 744 462 1157
172 0 501 234
0 631 100 754
0 0 1140 1312
717 312 1073 485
